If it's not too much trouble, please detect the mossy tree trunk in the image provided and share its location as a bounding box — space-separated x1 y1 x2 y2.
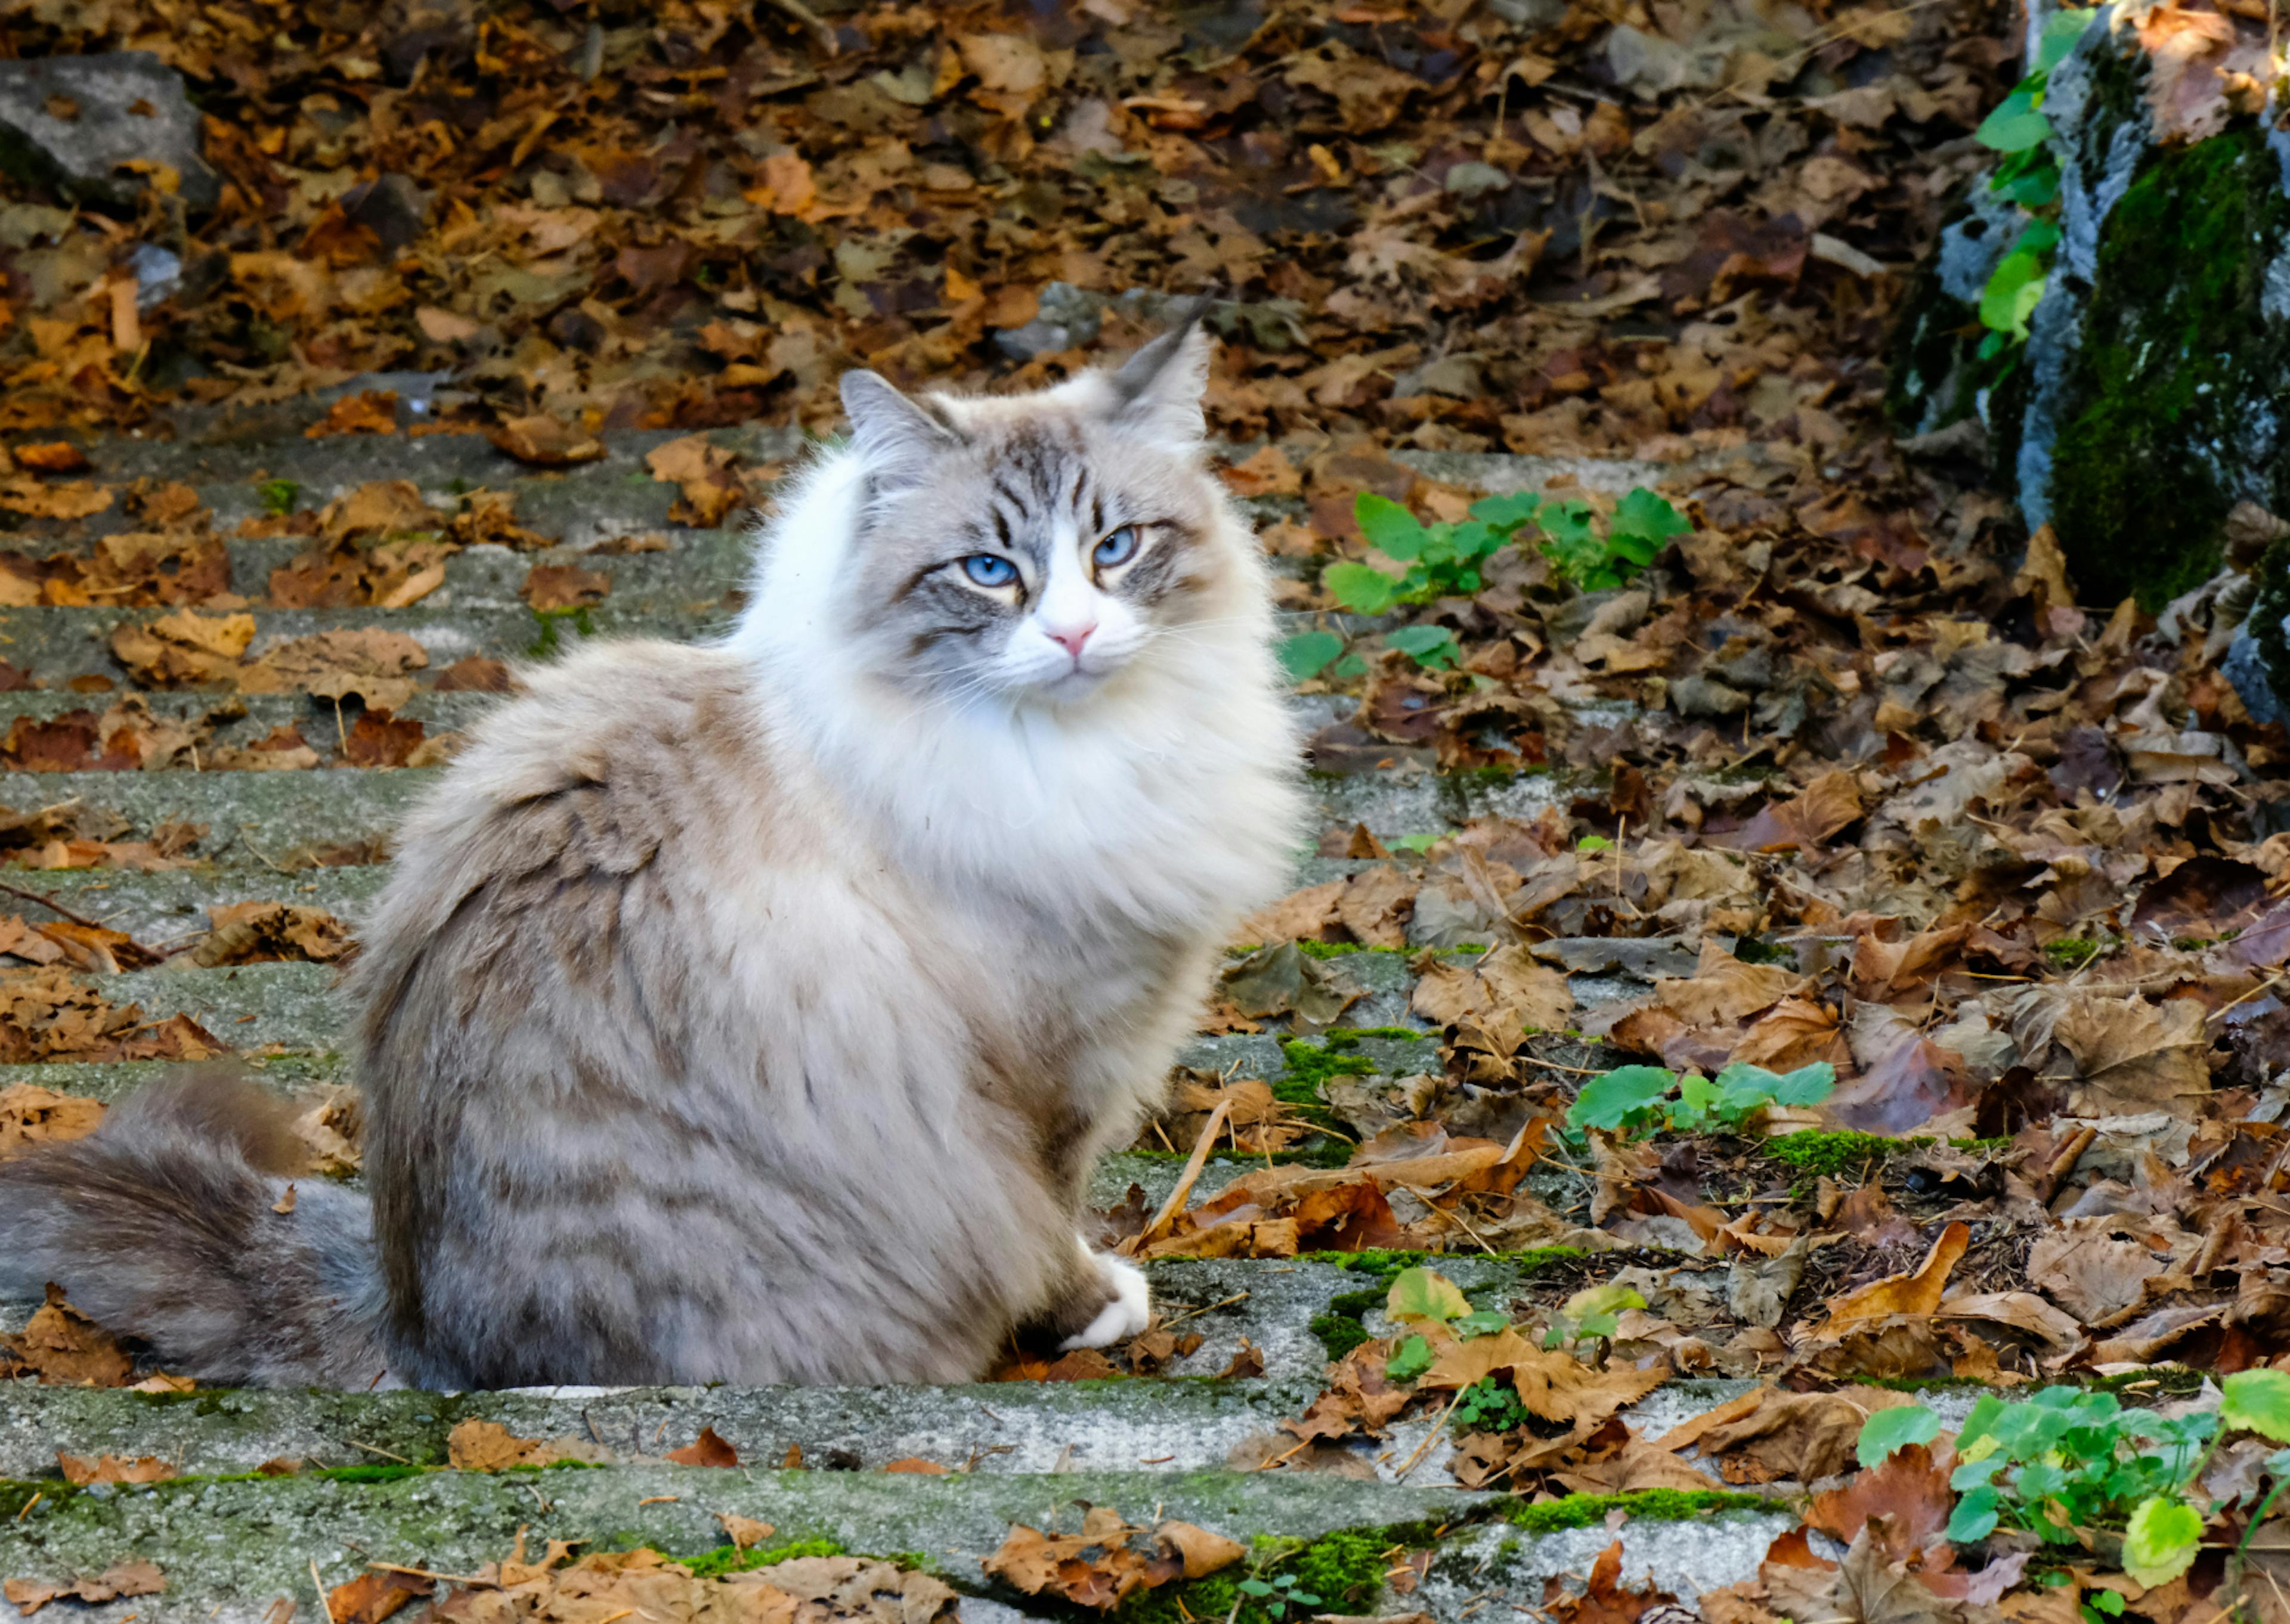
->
1892 3 2290 717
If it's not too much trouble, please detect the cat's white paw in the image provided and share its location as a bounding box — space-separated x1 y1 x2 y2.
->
1060 1250 1152 1351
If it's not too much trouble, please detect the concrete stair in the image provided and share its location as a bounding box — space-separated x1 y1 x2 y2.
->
0 413 1806 1622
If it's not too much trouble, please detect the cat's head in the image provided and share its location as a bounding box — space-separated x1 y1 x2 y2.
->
828 317 1246 705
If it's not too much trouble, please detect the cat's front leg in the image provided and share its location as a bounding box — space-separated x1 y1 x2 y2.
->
1036 1234 1152 1351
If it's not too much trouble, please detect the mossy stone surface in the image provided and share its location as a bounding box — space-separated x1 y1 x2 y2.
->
2048 123 2290 609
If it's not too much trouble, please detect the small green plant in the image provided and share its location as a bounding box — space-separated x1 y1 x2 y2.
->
1537 1283 1645 1353
1565 1061 1836 1139
1536 487 1691 592
1325 490 1540 613
255 478 301 515
1452 1374 1534 1433
1972 8 2098 355
1236 1572 1323 1619
2043 935 2106 972
1282 488 1690 678
528 605 598 657
1856 1371 2290 1590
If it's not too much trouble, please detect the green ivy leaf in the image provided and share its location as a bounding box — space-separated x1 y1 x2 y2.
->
1277 630 1345 682
1562 1284 1647 1322
1455 1310 1512 1339
1355 492 1432 562
1979 249 2048 340
1386 625 1460 670
2222 1369 2290 1442
1610 488 1691 546
1567 1065 1677 1132
1388 1267 1472 1324
1322 561 1403 615
1858 1405 1942 1468
1469 491 1541 530
1947 1484 2002 1544
1976 92 2053 154
2121 1497 2204 1588
2034 5 2097 73
1385 1333 1434 1381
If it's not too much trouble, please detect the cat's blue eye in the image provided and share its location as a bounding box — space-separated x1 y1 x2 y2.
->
961 554 1018 588
1094 525 1140 569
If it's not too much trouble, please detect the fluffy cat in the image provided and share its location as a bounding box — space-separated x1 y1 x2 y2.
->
0 319 1302 1387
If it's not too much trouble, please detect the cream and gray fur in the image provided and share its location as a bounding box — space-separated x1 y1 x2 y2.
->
0 321 1302 1387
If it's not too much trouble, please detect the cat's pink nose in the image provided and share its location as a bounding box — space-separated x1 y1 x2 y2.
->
1047 623 1096 659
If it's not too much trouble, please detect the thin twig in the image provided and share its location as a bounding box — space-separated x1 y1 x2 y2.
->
367 1563 496 1588
348 1439 412 1464
1159 1291 1251 1328
0 879 110 932
1394 1390 1465 1480
1136 1098 1233 1248
312 1558 337 1624
762 0 838 52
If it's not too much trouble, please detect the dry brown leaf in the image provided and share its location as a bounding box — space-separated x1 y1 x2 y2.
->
194 901 354 967
110 609 256 686
664 1425 740 1467
2054 996 2211 1114
326 1569 433 1624
2 1286 131 1386
645 434 747 527
1410 944 1574 1050
56 1451 177 1485
982 1508 1242 1611
718 1514 776 1549
444 1417 612 1470
305 389 398 437
1822 1223 1970 1329
3 1560 163 1617
239 628 428 709
522 563 611 610
488 414 605 465
0 1082 103 1161
1657 943 1807 1027
2025 1223 2166 1324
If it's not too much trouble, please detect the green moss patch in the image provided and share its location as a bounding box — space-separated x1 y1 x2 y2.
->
675 1538 849 1579
1304 1248 1587 1362
1115 1524 1441 1624
1509 1488 1771 1532
1762 1130 1904 1179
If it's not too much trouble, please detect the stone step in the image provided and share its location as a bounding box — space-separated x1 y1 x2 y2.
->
0 602 729 686
0 1256 1595 1479
13 960 1444 1069
0 764 1574 862
43 947 1655 1070
0 1456 1797 1624
7 522 756 607
21 414 1689 519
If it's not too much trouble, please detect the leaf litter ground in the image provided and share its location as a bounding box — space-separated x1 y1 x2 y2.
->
1 0 2289 1620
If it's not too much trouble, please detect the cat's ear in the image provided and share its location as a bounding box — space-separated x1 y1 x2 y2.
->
841 370 959 482
1104 306 1212 448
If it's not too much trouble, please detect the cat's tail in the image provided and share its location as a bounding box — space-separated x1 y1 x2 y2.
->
0 1069 392 1389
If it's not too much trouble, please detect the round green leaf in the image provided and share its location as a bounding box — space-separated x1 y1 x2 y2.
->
2121 1497 2204 1588
1276 630 1345 682
1385 1334 1434 1381
1353 492 1431 561
2223 1368 2290 1442
1321 561 1401 615
1567 1065 1677 1132
1387 1267 1471 1324
1857 1405 1941 1468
